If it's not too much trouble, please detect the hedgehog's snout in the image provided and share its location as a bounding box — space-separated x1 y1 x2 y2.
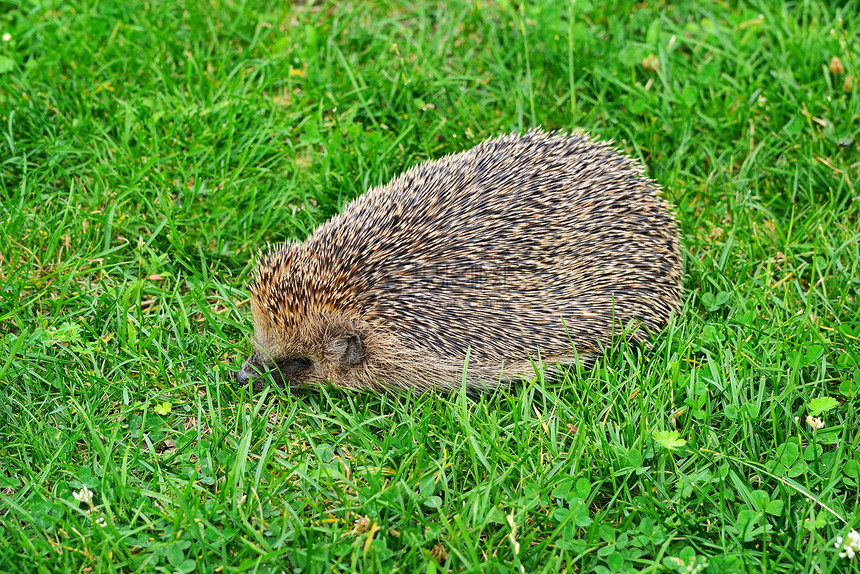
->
237 350 319 391
236 360 262 388
236 363 260 385
237 352 280 392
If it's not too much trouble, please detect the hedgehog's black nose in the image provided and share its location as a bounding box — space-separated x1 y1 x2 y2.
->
236 363 258 386
236 367 250 385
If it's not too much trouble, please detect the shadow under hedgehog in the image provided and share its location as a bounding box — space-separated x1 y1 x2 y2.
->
237 130 682 393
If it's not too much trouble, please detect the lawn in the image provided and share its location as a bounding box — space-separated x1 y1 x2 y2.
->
1 0 859 572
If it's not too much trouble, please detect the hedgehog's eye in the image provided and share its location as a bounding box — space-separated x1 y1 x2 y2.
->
286 357 313 369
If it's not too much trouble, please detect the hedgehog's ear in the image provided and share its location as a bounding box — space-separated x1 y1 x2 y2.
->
329 333 364 367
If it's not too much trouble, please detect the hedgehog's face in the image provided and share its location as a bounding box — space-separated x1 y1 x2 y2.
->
236 312 368 392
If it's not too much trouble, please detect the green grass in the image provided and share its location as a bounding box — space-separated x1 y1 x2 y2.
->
1 0 859 572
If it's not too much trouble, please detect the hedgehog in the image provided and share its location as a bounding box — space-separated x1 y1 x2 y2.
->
237 130 682 393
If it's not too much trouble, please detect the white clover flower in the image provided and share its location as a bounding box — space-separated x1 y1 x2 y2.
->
835 530 860 559
806 415 824 429
1 33 11 42
95 516 107 527
72 486 94 505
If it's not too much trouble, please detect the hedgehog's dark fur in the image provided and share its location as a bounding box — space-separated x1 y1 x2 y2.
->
237 130 682 392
